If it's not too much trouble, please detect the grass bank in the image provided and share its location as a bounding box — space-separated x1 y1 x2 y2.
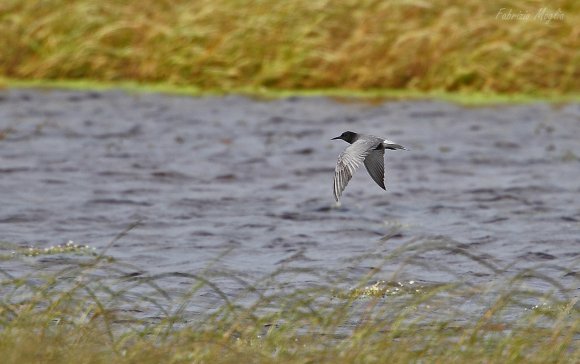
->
1 0 579 95
1 237 577 364
2 78 579 106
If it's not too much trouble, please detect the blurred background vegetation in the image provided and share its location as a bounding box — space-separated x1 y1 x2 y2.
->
1 0 578 95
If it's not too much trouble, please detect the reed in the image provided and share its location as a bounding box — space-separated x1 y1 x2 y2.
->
0 237 577 364
1 0 578 95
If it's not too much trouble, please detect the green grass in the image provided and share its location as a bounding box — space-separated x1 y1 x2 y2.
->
2 78 579 105
1 0 579 96
1 237 577 364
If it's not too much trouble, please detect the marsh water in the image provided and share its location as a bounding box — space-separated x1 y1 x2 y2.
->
0 89 578 319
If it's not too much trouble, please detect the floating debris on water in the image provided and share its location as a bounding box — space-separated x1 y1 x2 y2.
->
345 280 425 299
12 240 98 258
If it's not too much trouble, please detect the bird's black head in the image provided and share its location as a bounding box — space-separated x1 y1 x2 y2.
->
331 131 358 144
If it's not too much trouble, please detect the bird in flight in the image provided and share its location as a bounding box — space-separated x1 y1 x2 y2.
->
331 131 405 203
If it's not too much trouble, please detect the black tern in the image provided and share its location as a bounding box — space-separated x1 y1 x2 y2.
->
331 131 405 203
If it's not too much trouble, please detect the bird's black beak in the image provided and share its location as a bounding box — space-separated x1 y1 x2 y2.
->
331 136 341 140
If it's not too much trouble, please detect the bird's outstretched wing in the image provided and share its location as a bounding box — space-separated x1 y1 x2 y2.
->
363 149 385 190
333 139 382 202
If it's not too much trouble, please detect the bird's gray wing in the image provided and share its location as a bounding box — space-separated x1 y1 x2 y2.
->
333 139 381 202
363 149 385 190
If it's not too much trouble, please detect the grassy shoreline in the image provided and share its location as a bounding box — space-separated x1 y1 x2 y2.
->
2 1 578 95
1 239 578 364
2 78 579 105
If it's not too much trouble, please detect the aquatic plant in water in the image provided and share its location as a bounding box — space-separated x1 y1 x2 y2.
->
0 235 577 363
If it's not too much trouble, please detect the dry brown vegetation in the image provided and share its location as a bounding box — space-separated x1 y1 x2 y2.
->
1 0 579 94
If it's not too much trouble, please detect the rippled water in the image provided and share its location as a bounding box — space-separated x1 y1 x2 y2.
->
0 89 578 307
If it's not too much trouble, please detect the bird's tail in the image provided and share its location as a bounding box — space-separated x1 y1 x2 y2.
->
385 143 406 150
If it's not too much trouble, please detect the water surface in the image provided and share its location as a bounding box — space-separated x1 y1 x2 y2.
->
0 90 578 313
